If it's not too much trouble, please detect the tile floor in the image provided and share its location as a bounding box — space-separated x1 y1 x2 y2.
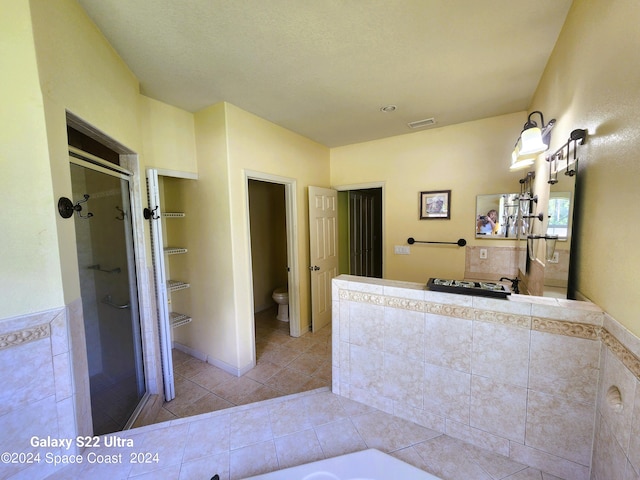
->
49 388 564 480
47 307 567 479
151 306 332 423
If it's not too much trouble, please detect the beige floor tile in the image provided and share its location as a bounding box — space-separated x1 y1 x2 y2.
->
190 366 236 390
163 378 210 415
212 376 265 405
265 367 314 394
229 405 273 450
182 414 230 462
314 417 367 458
179 452 229 480
268 397 312 437
174 357 213 379
244 360 283 382
274 428 325 469
172 392 234 418
229 440 278 480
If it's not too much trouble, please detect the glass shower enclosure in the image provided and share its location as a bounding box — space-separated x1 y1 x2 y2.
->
70 152 145 435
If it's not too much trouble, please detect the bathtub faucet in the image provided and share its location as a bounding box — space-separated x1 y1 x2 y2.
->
500 277 520 294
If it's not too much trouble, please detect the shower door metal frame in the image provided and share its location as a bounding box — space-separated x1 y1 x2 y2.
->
69 147 148 428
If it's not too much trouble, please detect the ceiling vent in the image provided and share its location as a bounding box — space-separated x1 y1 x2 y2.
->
408 117 436 129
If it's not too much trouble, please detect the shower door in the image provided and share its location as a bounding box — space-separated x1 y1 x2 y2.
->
70 153 145 436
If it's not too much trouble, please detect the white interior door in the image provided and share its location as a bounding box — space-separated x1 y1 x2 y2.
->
308 186 339 332
146 168 175 401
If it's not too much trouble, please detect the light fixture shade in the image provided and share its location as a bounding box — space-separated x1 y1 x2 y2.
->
510 152 535 171
518 127 548 157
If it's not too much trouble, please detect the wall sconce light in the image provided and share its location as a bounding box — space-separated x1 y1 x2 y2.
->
510 111 556 171
546 128 588 184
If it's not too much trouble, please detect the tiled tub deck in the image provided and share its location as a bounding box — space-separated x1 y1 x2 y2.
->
331 275 640 480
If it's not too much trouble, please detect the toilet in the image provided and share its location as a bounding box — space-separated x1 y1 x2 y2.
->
272 287 289 322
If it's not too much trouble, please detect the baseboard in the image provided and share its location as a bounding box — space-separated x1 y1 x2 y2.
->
172 341 254 377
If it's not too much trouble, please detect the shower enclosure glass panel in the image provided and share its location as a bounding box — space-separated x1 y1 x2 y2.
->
70 159 145 435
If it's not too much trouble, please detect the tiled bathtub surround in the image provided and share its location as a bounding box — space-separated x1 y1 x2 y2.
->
0 304 85 480
331 275 640 480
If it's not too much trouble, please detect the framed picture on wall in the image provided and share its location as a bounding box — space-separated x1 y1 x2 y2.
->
420 190 451 219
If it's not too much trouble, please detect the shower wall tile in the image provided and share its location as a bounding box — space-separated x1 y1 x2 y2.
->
510 440 590 480
50 309 70 355
532 300 604 325
331 274 619 477
525 390 595 466
383 307 424 361
53 351 73 401
382 351 423 408
629 388 640 476
333 275 640 478
0 396 61 479
445 419 510 457
423 364 470 424
349 344 383 395
348 301 383 350
597 348 636 453
529 331 600 404
67 298 92 439
424 289 474 307
424 313 472 373
470 375 527 443
0 335 55 416
472 321 530 387
591 413 627 480
394 401 445 433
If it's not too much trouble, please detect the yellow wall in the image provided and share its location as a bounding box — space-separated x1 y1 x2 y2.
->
330 112 526 283
226 103 330 363
29 0 143 305
172 103 329 371
0 0 63 318
139 96 198 174
529 0 640 335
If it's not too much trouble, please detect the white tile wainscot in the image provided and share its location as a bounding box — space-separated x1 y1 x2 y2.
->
331 275 605 480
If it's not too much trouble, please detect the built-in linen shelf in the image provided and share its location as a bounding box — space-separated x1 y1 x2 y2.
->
170 312 192 328
163 212 185 218
164 247 187 255
167 280 190 292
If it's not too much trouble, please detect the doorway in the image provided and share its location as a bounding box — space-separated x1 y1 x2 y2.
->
337 185 384 278
248 179 288 318
69 152 146 435
245 170 300 348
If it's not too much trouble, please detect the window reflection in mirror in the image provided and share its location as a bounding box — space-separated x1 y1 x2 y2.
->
475 193 520 238
547 191 571 239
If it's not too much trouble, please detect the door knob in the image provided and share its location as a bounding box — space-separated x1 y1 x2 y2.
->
308 266 320 271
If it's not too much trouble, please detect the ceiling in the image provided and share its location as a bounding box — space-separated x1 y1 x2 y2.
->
77 0 573 147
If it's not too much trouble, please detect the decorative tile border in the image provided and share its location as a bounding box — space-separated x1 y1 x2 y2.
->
339 287 640 382
0 323 50 350
532 317 601 340
601 328 640 380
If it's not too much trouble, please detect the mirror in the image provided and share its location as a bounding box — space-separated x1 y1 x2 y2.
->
542 183 574 297
515 163 577 298
475 193 521 238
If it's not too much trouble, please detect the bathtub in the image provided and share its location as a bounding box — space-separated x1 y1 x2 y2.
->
242 448 442 479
